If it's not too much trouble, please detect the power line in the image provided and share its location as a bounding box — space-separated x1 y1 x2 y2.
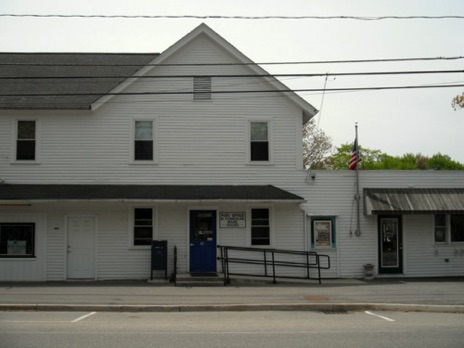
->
1 14 464 20
2 83 464 98
2 69 463 80
2 56 464 67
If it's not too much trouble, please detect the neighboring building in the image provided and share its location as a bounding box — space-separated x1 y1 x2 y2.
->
0 24 463 281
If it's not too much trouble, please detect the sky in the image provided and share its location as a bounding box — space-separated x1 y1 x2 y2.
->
1 0 464 163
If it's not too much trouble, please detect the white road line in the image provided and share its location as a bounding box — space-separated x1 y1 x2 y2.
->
364 311 395 322
71 312 97 323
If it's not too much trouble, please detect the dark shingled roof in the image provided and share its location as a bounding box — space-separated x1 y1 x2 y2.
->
0 184 304 202
364 188 464 215
0 53 159 109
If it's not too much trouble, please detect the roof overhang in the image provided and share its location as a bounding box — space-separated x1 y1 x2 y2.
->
364 188 464 215
0 184 305 204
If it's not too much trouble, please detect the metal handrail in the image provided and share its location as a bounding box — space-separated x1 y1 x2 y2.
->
217 245 330 285
173 245 177 286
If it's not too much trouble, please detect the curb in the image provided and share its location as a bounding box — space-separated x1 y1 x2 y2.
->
1 303 464 313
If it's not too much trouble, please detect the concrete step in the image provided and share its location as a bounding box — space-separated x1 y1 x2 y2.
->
175 273 224 287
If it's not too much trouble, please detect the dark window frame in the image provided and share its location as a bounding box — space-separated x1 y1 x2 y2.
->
251 208 270 246
16 120 36 161
133 208 153 246
134 120 154 161
250 121 269 162
0 223 35 258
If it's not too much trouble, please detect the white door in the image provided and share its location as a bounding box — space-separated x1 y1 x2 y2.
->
67 216 95 279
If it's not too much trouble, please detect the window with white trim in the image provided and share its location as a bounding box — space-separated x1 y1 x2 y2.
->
251 208 270 245
434 214 464 243
133 208 153 246
134 121 154 161
250 121 269 162
0 223 35 258
16 120 36 161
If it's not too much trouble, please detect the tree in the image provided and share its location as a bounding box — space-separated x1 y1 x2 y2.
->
303 119 333 169
326 144 464 170
452 92 464 110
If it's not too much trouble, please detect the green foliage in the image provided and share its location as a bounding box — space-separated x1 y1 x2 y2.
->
326 144 464 170
452 92 464 111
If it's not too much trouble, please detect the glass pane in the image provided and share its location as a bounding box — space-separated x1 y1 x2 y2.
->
435 214 446 227
250 142 269 161
16 141 35 160
18 121 36 140
135 141 153 160
135 208 152 221
135 121 152 140
451 215 464 242
250 122 268 141
193 213 213 241
435 227 447 242
0 224 34 256
381 219 398 267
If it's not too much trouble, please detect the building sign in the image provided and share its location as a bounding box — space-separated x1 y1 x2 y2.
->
220 212 246 228
314 220 332 248
8 240 27 255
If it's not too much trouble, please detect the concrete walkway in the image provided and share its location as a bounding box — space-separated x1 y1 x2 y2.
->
1 277 463 313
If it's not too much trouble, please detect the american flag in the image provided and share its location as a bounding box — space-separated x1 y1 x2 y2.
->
349 138 361 170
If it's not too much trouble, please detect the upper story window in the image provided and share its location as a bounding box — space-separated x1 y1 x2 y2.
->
434 214 464 243
250 122 269 162
134 121 154 161
193 76 212 100
16 120 36 161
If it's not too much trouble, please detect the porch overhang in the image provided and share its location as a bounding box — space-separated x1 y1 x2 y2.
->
0 184 305 204
364 188 464 215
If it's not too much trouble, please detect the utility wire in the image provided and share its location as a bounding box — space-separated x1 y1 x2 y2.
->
1 14 464 20
2 69 463 80
1 56 464 67
2 83 464 97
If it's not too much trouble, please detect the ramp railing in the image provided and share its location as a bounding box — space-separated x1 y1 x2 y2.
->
217 245 330 285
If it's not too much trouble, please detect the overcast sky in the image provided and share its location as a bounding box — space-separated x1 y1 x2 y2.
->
1 0 464 162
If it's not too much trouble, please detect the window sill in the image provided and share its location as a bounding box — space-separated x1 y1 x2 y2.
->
129 161 158 165
246 162 274 166
11 161 40 165
129 246 151 250
0 256 36 260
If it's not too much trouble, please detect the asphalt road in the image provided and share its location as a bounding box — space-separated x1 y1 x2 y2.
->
1 310 463 348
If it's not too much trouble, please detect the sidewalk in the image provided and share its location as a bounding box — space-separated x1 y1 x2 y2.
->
1 277 464 313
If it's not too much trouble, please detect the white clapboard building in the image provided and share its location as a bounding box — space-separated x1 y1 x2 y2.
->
0 24 463 281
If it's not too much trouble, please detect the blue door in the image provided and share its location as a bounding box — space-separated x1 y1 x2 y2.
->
190 210 217 273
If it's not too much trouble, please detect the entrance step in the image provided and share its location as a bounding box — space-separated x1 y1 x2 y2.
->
175 273 224 287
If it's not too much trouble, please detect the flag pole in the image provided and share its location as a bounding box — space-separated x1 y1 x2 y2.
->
355 123 361 236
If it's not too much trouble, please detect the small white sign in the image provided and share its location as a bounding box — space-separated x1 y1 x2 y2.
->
8 240 27 255
220 212 246 228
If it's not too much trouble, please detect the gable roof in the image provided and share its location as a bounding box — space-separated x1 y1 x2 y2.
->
0 53 159 109
140 23 318 123
0 24 317 121
0 184 305 203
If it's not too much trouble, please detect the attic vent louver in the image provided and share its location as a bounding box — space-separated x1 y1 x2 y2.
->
193 76 212 100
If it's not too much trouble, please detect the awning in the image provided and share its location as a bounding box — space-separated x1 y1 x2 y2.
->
0 184 305 204
364 188 464 215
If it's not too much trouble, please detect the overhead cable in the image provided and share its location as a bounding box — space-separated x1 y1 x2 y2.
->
2 56 464 67
1 14 464 20
2 69 463 80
